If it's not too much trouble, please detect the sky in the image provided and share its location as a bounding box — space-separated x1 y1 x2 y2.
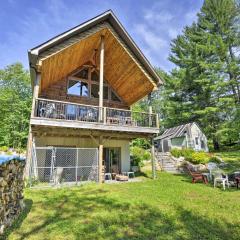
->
0 0 204 72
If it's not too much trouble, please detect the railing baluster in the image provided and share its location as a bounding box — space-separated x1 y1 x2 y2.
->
34 98 157 128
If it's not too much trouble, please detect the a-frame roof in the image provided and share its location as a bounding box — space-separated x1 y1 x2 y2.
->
155 123 193 140
154 122 206 141
28 10 163 105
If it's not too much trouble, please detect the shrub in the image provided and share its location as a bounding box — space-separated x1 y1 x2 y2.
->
170 148 182 158
130 146 151 167
16 148 25 154
170 148 210 164
190 152 209 164
181 148 195 161
143 150 151 161
0 146 9 152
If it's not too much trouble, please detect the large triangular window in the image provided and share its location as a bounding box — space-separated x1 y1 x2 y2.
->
67 66 123 103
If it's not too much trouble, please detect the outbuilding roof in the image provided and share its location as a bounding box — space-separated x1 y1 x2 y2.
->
154 123 194 141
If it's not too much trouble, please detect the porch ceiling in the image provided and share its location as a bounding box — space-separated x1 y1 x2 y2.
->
38 27 157 106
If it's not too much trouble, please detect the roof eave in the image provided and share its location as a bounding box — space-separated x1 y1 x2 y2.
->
28 10 162 86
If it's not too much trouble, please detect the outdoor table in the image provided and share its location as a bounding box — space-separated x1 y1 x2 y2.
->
202 172 211 182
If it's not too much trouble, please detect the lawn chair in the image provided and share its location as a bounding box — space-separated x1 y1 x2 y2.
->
187 165 208 184
206 162 218 181
213 170 229 190
40 103 56 118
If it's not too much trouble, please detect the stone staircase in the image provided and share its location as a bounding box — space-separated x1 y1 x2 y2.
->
155 152 181 174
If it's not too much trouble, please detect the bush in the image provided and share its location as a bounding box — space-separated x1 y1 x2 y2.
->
190 152 209 164
130 146 151 167
0 146 9 152
170 148 182 158
143 151 151 161
170 148 211 164
181 148 195 161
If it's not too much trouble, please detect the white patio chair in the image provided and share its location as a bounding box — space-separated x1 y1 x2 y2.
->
104 173 112 181
213 171 229 190
207 162 218 181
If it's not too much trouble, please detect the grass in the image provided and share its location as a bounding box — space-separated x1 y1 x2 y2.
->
5 170 240 240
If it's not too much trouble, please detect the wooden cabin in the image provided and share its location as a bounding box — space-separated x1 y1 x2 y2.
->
26 10 162 183
154 122 208 153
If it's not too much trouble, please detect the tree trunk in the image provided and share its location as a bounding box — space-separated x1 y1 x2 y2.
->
213 136 220 151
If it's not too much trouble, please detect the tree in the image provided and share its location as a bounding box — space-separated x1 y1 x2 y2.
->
0 63 32 148
159 0 240 150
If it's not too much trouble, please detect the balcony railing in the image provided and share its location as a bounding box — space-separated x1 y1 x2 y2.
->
34 98 158 128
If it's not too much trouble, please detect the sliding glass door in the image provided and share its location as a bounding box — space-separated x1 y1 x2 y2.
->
103 148 121 173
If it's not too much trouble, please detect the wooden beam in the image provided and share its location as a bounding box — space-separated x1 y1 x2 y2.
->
98 136 103 183
31 73 41 118
30 118 159 134
99 35 104 122
25 73 41 178
31 124 155 140
151 138 156 179
90 134 99 146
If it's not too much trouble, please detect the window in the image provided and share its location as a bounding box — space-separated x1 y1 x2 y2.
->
74 68 88 79
67 66 123 103
67 80 89 97
91 85 108 100
195 137 199 145
91 84 99 98
111 91 121 102
91 71 99 82
104 86 108 100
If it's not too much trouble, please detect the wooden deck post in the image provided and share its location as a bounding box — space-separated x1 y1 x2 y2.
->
98 136 103 183
25 73 41 178
149 106 153 127
99 35 104 122
148 93 152 127
151 138 156 179
156 113 159 129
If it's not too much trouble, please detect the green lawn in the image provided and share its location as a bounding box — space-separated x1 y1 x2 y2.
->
5 170 240 240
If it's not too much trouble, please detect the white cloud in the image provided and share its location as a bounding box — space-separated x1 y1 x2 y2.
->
144 10 173 23
135 24 167 50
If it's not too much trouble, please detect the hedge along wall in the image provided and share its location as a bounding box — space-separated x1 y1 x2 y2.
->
0 159 25 235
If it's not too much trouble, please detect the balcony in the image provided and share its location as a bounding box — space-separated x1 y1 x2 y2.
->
31 98 159 134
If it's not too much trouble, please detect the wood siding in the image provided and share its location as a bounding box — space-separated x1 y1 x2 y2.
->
39 76 129 109
38 22 156 106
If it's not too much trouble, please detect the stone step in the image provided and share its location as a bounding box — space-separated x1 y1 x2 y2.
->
155 153 181 174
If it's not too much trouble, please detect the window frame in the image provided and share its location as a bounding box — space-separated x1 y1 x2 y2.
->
67 78 89 97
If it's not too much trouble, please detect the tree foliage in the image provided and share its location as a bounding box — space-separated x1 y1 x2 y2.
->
154 0 240 150
0 63 32 148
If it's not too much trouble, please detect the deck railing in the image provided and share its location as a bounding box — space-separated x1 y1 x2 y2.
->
34 98 158 128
